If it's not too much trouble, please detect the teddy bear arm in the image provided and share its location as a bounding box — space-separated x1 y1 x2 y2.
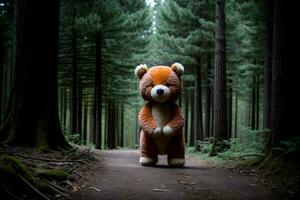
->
138 104 158 135
166 105 184 135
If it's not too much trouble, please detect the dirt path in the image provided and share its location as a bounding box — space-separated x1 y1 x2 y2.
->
73 150 280 200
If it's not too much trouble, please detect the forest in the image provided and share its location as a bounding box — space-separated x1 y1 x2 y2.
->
0 0 299 199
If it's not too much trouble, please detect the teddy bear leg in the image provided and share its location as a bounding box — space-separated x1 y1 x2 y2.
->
139 130 158 166
167 133 185 167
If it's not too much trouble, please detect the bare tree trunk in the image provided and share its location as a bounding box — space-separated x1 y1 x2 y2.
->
184 91 189 142
211 0 228 156
263 0 273 130
94 31 102 149
194 62 203 151
251 74 256 130
0 25 4 122
234 89 238 138
256 74 259 130
204 56 212 138
189 91 194 147
83 101 88 145
120 102 124 147
0 0 70 149
267 0 289 149
227 78 233 137
71 10 78 135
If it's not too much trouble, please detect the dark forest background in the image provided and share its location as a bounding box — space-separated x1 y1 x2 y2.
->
0 0 298 171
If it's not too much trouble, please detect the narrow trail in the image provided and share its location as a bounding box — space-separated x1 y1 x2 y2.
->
73 150 280 200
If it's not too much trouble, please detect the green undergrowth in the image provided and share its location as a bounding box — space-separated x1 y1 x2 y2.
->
187 127 270 167
0 156 55 199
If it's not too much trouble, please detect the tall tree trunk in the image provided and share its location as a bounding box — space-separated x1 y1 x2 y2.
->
227 78 233 137
94 31 102 149
234 89 238 138
194 63 203 151
189 91 194 147
184 91 189 142
77 83 82 139
71 11 78 135
210 88 214 138
256 74 259 130
267 0 289 149
0 0 70 149
104 101 108 148
204 56 212 138
263 0 273 130
0 25 4 122
83 101 88 145
251 74 256 130
62 87 67 128
120 102 124 147
211 0 228 155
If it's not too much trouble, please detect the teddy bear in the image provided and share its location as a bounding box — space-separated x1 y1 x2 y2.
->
135 63 185 167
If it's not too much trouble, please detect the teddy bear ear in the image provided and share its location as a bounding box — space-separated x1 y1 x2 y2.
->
135 64 148 79
171 63 184 76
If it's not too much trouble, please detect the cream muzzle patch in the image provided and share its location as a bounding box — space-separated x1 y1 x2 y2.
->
151 85 170 102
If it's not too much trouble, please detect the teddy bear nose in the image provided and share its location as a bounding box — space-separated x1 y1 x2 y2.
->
156 89 164 96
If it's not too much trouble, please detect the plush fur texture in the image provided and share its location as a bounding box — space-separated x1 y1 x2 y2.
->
136 63 185 167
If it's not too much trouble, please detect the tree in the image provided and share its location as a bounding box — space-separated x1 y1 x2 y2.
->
263 0 272 130
0 0 70 150
266 0 289 150
210 0 228 155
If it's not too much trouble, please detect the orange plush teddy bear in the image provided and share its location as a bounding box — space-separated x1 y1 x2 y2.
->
135 63 185 167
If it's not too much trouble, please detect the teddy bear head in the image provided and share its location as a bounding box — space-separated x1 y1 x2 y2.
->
135 63 184 103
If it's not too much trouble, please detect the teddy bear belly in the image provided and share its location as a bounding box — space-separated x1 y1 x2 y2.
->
154 136 169 155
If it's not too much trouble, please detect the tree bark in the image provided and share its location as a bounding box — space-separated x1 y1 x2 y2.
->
251 74 256 130
267 0 289 149
0 24 4 122
227 78 232 137
194 63 203 151
234 89 238 138
120 102 124 147
204 56 212 138
0 0 70 149
94 31 102 149
256 74 259 130
184 91 189 142
189 91 194 147
263 0 273 130
71 10 78 135
211 0 228 155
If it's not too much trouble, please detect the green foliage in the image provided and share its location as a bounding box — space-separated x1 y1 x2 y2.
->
274 137 300 156
66 133 81 144
217 127 268 160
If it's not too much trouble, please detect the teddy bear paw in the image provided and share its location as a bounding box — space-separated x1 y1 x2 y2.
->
140 157 157 166
153 127 162 135
168 158 185 167
163 125 173 135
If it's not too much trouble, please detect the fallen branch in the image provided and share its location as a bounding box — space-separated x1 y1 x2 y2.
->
18 174 50 200
15 153 86 164
152 188 172 192
73 171 88 179
71 150 90 160
68 164 81 172
236 154 263 159
41 179 71 200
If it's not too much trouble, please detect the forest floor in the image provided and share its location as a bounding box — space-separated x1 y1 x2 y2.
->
71 149 286 200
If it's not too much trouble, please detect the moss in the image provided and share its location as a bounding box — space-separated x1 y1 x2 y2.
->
35 168 70 181
0 156 34 183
